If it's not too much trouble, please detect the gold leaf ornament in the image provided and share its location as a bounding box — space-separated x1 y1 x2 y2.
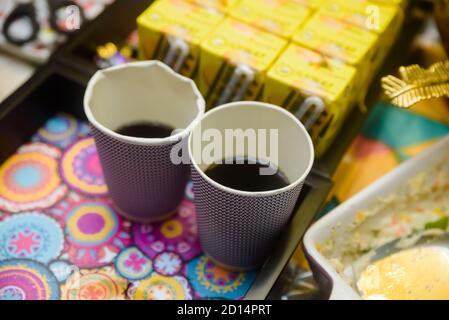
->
381 60 449 108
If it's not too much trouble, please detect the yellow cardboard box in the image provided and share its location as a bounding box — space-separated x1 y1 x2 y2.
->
319 0 404 71
320 0 403 35
186 0 240 12
320 0 404 92
229 0 311 39
265 44 357 157
293 13 378 68
137 0 224 79
293 13 378 100
199 18 287 108
291 0 327 9
372 0 408 9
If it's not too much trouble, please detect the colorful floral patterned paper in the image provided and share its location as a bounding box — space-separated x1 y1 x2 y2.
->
0 113 256 300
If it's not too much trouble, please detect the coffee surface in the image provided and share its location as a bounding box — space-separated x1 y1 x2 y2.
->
116 121 175 138
204 157 289 192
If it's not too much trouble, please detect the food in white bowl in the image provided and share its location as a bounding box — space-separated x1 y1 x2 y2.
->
304 135 449 300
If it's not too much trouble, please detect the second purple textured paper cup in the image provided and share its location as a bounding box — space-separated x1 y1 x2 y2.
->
84 61 205 222
188 102 314 271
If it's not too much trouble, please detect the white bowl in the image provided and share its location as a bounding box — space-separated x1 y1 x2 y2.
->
304 134 449 300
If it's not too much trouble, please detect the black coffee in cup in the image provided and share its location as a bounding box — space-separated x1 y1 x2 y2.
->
204 156 289 192
116 121 175 138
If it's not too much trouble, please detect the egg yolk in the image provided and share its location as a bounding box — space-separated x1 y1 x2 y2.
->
357 246 449 300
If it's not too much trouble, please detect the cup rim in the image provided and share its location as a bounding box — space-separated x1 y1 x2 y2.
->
83 60 205 146
188 101 315 197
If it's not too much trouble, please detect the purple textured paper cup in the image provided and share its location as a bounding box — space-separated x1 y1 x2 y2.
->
188 102 314 270
84 61 205 222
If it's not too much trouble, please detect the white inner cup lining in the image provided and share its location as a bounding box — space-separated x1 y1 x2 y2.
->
87 62 201 134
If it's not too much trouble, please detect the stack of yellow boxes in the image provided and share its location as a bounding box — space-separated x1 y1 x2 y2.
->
137 0 406 157
284 0 404 155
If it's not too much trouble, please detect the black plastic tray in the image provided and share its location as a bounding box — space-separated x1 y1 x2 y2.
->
0 61 332 299
53 0 153 77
